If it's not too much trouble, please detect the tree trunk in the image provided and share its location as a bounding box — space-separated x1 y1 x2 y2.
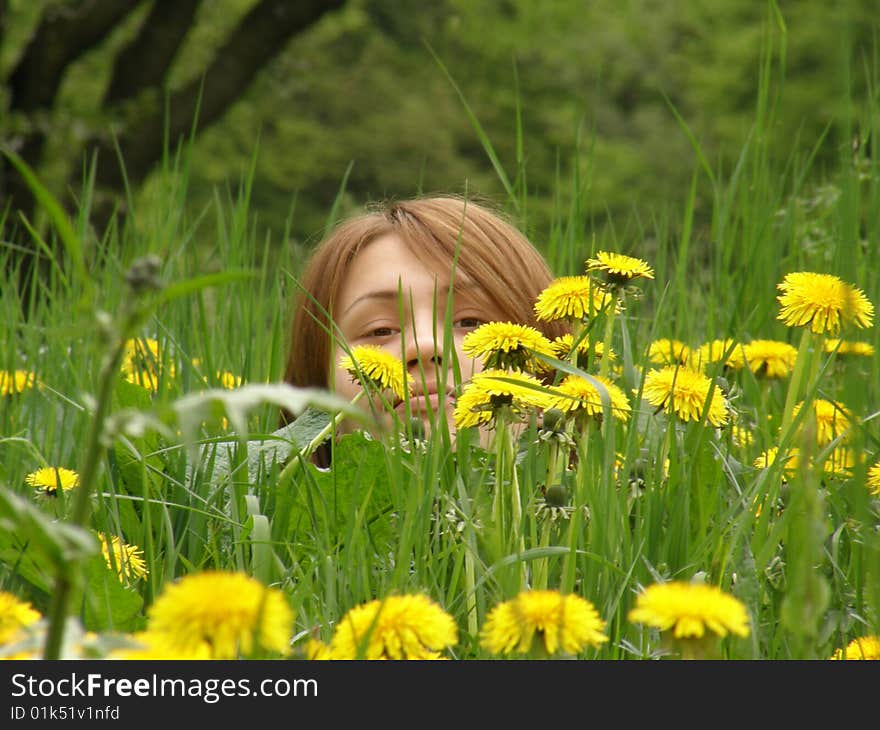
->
5 0 141 215
88 0 346 201
2 0 347 312
3 0 142 307
103 0 202 106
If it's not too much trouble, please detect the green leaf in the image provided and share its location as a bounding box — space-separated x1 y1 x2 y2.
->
113 377 156 412
244 495 274 585
109 381 168 500
103 383 364 470
0 489 97 571
80 554 145 633
170 383 364 450
209 407 332 485
290 432 394 551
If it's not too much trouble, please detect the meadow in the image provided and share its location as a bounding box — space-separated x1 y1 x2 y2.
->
1 47 879 662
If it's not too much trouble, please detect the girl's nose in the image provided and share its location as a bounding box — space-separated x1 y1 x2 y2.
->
404 320 443 370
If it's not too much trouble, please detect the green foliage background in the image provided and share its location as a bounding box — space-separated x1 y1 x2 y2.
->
2 0 880 662
3 0 877 265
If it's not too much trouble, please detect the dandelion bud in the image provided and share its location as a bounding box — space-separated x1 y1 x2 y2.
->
95 310 114 343
541 407 566 433
409 417 426 441
125 255 164 293
544 484 567 507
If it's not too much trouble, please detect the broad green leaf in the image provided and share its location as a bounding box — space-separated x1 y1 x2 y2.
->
209 407 332 485
244 495 274 585
170 383 365 457
0 489 97 570
289 432 393 551
80 554 145 633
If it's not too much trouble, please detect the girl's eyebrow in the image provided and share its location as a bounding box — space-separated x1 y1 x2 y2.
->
341 281 481 317
342 289 400 316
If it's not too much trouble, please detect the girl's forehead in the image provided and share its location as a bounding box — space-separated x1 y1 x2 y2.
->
348 235 474 286
335 235 488 317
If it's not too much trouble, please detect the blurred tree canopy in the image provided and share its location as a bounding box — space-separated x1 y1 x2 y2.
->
1 0 878 284
1 0 344 290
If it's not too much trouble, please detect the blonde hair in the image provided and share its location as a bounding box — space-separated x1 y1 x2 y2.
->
283 194 566 401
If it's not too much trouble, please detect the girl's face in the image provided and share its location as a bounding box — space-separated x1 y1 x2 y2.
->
332 233 506 436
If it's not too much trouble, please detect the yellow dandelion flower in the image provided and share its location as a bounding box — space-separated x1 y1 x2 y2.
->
98 532 149 583
690 339 745 371
329 594 458 660
146 571 294 659
452 385 495 430
628 581 750 639
791 398 854 446
0 591 42 645
534 276 616 323
776 271 874 335
304 638 333 660
453 369 550 430
546 374 631 422
825 339 875 357
754 447 800 477
822 446 858 479
867 461 880 497
122 370 159 391
470 368 551 405
754 446 856 480
25 466 80 494
480 589 607 657
551 334 616 363
648 338 691 365
109 631 212 660
640 365 729 427
121 337 174 391
0 369 37 396
338 345 412 401
831 635 880 660
614 452 670 486
742 339 798 379
585 251 655 286
731 425 754 448
462 321 556 373
216 371 243 389
123 337 161 364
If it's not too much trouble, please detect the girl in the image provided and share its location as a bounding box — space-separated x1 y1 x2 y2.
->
282 194 566 458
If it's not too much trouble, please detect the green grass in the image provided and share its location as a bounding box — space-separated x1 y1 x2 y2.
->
1 38 879 661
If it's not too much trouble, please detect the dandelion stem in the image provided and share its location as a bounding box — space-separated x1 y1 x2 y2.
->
454 471 480 640
533 517 553 590
491 405 526 589
276 390 365 488
43 320 133 659
510 457 526 588
544 439 560 500
598 297 618 380
779 328 815 443
561 418 590 593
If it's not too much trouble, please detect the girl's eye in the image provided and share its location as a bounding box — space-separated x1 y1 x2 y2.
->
454 317 484 329
367 327 396 338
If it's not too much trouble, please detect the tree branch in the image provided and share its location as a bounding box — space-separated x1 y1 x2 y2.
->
103 0 202 106
92 0 346 193
3 0 141 226
8 0 141 113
